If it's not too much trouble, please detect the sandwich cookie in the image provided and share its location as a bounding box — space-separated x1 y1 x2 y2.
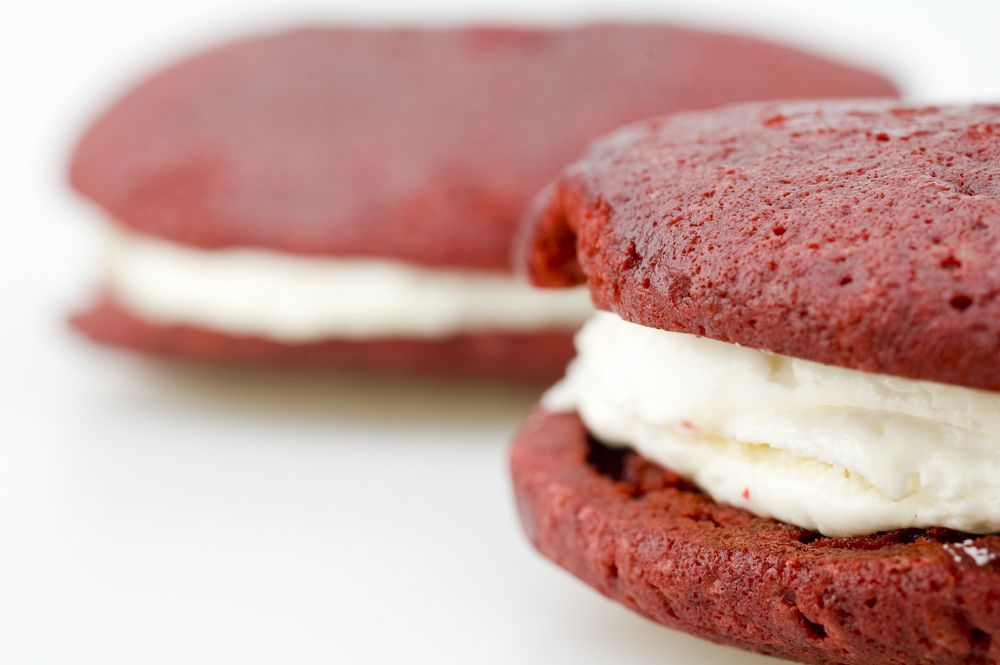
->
514 101 1000 662
70 26 896 379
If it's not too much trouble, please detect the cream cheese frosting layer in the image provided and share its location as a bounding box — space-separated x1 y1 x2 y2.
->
545 311 1000 537
105 229 593 341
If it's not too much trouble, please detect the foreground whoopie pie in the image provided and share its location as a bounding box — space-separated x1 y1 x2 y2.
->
512 101 1000 663
69 25 895 380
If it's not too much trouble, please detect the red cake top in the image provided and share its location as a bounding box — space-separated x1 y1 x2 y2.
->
71 26 895 270
520 101 1000 390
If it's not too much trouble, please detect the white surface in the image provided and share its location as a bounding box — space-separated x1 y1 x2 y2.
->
3 2 1000 663
106 228 592 340
551 312 1000 537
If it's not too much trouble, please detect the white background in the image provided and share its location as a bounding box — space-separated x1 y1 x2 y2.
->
3 2 1000 663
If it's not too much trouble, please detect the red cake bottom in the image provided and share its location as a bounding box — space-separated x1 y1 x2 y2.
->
72 297 576 383
510 409 1000 664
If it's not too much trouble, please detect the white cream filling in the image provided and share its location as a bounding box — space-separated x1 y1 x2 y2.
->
545 311 1000 537
104 229 593 341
